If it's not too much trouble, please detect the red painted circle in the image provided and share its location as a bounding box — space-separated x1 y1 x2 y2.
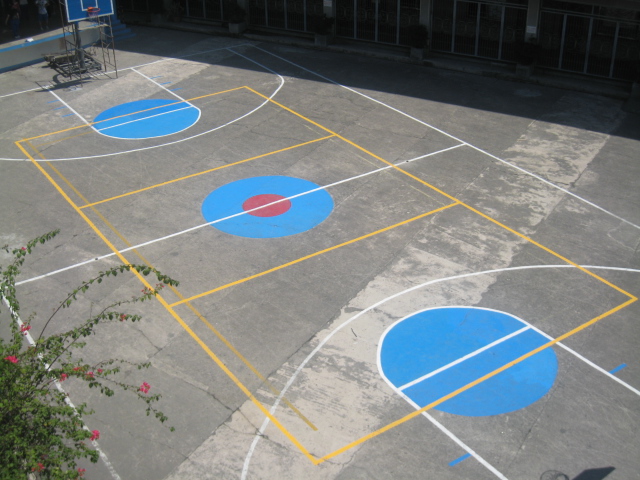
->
242 194 291 217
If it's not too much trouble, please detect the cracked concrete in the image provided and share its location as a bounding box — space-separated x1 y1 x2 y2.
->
1 26 639 480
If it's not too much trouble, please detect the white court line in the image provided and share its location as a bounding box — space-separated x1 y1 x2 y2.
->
6 45 638 472
131 68 198 106
516 308 640 397
94 104 201 140
95 105 197 132
398 325 531 391
241 265 640 480
45 89 93 129
1 293 122 480
377 306 515 479
407 396 509 480
15 144 462 286
255 46 640 231
0 43 257 101
88 67 202 140
14 47 281 161
0 44 259 161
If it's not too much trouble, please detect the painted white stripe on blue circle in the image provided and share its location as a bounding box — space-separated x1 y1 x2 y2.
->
93 99 200 139
379 307 558 417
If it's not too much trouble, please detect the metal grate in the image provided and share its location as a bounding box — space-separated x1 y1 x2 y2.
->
248 0 321 31
118 0 150 13
431 0 526 61
539 7 640 81
335 0 419 45
204 0 222 20
186 0 205 17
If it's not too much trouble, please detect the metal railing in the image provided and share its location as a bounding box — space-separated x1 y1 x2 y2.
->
334 0 420 46
431 0 527 62
538 8 640 81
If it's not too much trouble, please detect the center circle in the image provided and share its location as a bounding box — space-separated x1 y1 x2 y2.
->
201 175 334 238
242 194 291 217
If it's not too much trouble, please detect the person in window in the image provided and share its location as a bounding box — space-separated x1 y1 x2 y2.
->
5 0 20 39
18 0 26 23
36 0 47 30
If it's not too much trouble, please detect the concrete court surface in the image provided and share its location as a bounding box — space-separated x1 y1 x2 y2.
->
0 26 639 480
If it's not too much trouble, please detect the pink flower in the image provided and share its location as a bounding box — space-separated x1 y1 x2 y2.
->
31 462 44 472
139 382 151 394
73 367 82 372
60 373 68 381
86 371 94 379
97 368 103 374
119 314 127 321
77 468 86 477
20 324 31 335
90 430 100 441
4 356 18 364
21 247 27 251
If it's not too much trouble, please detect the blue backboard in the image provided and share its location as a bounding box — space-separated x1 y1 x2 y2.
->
65 0 115 22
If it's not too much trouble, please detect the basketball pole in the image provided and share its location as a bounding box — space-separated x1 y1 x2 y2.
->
73 22 86 76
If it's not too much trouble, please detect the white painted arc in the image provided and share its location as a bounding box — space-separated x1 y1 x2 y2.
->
94 68 205 140
3 44 638 237
0 45 266 162
34 73 281 160
255 46 640 231
0 43 257 101
241 266 640 479
2 43 637 477
95 105 199 133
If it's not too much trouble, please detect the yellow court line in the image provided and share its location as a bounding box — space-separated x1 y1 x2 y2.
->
26 141 134 256
316 296 637 464
21 86 247 142
244 87 635 300
30 144 319 432
17 139 318 464
22 85 638 466
180 301 318 431
32 129 93 150
79 135 335 209
169 203 459 307
45 139 637 456
461 204 637 300
356 147 636 299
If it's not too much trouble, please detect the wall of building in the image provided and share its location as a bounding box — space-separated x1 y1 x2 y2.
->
117 0 639 81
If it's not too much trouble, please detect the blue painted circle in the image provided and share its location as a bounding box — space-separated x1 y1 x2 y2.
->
201 176 334 238
379 307 558 417
94 99 200 139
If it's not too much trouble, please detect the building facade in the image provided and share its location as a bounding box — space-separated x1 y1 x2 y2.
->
118 0 640 82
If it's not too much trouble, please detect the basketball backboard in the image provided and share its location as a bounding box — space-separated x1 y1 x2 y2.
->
65 0 115 22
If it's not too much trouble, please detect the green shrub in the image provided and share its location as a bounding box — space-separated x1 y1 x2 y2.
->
0 231 177 479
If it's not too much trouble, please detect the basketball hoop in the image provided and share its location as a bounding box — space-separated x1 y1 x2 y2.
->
87 6 100 18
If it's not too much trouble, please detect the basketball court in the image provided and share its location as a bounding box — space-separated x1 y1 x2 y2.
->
1 11 639 480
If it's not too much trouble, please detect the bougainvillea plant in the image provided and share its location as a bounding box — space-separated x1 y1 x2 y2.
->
0 230 177 479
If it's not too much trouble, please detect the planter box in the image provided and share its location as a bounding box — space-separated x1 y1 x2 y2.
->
410 47 424 60
315 34 329 47
516 63 534 77
229 22 246 34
